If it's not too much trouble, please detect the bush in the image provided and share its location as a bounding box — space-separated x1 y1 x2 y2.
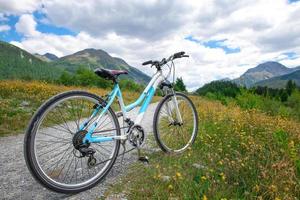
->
119 79 144 92
236 92 264 110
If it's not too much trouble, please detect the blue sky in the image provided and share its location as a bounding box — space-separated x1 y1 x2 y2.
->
185 36 241 54
289 0 300 3
0 12 75 42
0 0 300 90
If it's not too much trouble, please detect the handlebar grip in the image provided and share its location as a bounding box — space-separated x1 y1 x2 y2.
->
173 51 185 58
142 60 152 65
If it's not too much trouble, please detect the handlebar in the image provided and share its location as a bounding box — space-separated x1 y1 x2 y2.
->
142 51 189 69
142 60 152 66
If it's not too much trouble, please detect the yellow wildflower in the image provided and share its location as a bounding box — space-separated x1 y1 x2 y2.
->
176 172 182 178
219 172 226 181
269 185 277 192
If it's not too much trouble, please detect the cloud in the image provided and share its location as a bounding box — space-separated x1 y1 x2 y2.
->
15 14 40 37
42 0 194 40
0 0 42 14
0 24 10 32
7 0 300 91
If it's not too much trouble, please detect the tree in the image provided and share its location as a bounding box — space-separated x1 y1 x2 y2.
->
174 77 187 92
196 81 241 98
286 80 296 96
280 90 289 102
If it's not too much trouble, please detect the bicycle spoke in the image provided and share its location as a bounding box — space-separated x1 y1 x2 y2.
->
38 143 69 157
40 149 72 167
95 143 112 154
70 157 79 184
36 139 70 144
47 110 74 134
56 150 73 180
47 124 73 135
68 100 80 131
38 131 70 141
56 105 74 134
63 156 75 182
48 145 72 177
97 119 112 130
80 157 84 181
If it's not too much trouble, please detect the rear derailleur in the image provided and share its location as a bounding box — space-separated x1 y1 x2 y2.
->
72 130 97 168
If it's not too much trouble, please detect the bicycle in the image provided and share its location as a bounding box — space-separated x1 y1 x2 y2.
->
24 51 199 193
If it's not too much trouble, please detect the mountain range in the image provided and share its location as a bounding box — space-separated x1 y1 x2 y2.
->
1 40 299 90
233 61 300 88
0 40 150 84
255 69 300 88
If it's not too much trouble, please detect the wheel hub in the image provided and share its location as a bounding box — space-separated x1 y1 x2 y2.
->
168 121 183 126
72 130 89 150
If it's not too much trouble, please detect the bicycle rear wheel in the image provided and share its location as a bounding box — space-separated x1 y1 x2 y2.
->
153 92 198 153
24 90 120 193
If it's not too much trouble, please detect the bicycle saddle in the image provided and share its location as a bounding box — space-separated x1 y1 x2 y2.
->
94 68 128 80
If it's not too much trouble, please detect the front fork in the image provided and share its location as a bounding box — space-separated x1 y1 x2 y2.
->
162 84 183 124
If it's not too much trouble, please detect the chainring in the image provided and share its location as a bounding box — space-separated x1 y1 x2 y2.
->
128 125 145 147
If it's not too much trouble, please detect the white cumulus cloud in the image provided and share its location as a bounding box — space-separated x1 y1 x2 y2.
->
0 24 10 32
15 14 40 37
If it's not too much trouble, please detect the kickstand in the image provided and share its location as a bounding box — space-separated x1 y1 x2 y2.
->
137 143 149 164
120 141 126 165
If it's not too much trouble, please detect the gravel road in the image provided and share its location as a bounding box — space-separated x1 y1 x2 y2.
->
0 103 158 200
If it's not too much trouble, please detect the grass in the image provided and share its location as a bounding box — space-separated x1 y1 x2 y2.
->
0 80 159 136
204 90 300 122
1 80 299 199
105 97 300 199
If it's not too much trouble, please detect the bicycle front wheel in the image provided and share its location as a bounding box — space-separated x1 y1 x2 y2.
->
24 90 120 193
153 92 198 153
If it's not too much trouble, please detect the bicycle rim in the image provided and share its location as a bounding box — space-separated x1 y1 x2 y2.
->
155 93 198 153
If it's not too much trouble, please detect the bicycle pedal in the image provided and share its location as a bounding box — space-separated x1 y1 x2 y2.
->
138 156 149 164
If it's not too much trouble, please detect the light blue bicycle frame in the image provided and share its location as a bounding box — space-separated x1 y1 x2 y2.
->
80 70 166 144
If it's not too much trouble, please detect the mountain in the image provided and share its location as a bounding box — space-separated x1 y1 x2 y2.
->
56 48 150 84
233 61 300 87
255 69 300 88
34 53 59 62
44 53 59 61
0 41 63 81
0 41 150 84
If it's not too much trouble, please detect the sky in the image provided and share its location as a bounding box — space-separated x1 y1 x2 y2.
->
0 0 300 91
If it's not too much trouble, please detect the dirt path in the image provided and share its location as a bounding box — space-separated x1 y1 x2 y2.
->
0 103 158 200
